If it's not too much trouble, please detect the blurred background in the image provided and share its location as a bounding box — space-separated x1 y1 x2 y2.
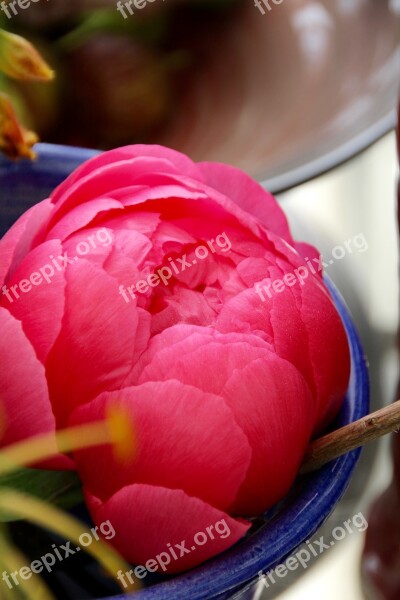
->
1 0 399 598
1 0 399 190
256 128 399 600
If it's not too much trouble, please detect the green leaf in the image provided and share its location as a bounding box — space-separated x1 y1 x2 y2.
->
58 9 168 52
0 469 83 522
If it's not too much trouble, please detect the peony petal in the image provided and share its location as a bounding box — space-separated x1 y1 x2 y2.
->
222 356 314 515
136 325 314 515
48 154 203 227
150 287 217 335
218 264 317 400
88 211 161 241
45 198 124 241
2 240 66 362
138 330 276 395
198 162 294 243
216 257 350 432
0 308 72 469
85 484 250 574
104 229 153 269
50 145 202 207
0 198 53 287
52 163 275 252
70 380 251 509
259 258 350 430
134 324 273 382
60 227 114 270
113 184 208 207
297 278 351 431
215 285 275 344
294 241 323 273
46 260 149 425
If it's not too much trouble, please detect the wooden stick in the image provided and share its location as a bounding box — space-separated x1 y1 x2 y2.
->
300 399 400 475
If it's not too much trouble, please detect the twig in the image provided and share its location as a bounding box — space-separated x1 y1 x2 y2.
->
300 399 400 475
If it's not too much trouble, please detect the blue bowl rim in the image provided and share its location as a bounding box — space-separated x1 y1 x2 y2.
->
1 130 396 195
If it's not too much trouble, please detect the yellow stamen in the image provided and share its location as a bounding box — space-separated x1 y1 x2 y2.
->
0 407 135 478
0 531 54 600
0 490 138 593
107 404 135 463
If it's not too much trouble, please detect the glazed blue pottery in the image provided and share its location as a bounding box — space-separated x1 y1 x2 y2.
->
0 143 370 600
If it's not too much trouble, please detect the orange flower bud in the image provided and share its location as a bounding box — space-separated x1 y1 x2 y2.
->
0 93 38 160
0 29 54 82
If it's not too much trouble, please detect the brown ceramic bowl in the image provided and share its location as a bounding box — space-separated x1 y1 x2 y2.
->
158 0 400 192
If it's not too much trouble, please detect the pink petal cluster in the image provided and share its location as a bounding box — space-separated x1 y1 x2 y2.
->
0 145 350 572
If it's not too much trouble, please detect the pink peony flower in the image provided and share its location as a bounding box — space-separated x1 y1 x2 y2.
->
0 145 350 573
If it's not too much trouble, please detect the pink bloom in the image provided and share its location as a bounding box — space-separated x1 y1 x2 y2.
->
0 145 350 572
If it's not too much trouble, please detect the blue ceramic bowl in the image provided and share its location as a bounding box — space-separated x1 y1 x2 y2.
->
0 144 370 600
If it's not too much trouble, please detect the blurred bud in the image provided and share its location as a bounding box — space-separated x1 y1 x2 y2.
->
0 29 54 82
0 93 38 160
